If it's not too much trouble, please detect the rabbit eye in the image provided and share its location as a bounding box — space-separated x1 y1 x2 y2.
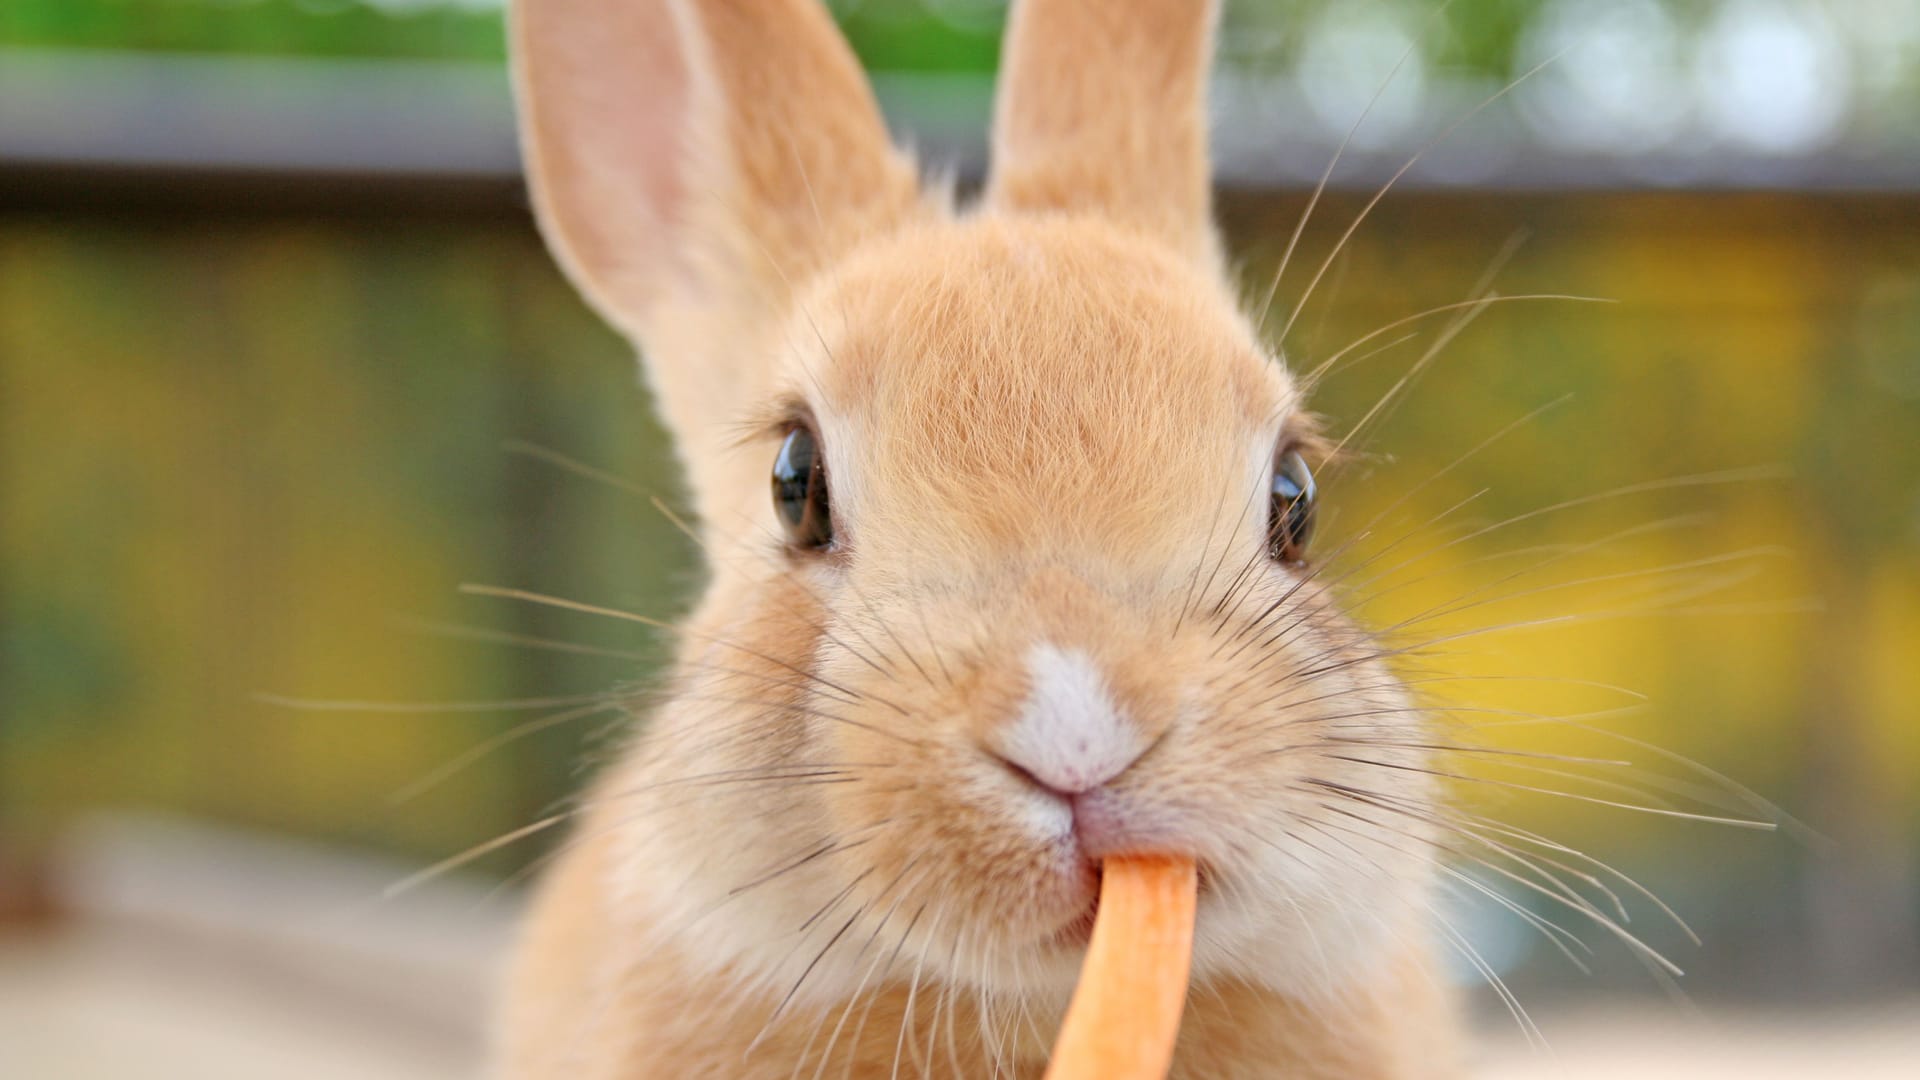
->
1268 447 1317 564
772 425 833 551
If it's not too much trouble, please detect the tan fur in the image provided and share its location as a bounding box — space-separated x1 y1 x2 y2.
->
990 0 1222 269
498 1 1463 1075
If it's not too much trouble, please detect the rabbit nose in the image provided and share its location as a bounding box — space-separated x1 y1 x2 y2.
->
987 642 1149 797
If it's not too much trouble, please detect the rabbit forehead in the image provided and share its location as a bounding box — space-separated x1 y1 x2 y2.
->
797 216 1295 571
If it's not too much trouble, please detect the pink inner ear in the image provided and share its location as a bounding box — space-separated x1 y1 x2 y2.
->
517 0 695 320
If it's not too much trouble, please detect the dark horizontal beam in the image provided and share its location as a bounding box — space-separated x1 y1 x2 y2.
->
3 50 1916 204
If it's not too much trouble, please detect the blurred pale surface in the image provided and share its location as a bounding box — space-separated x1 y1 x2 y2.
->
4 924 1917 1079
1478 1004 1920 1080
3 817 1916 1080
0 927 478 1080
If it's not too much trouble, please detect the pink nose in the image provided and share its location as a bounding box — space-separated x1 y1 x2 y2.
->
993 741 1144 798
992 750 1175 859
988 641 1152 795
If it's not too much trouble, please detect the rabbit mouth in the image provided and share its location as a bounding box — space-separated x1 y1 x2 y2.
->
1052 858 1105 948
1043 859 1213 952
1051 899 1099 949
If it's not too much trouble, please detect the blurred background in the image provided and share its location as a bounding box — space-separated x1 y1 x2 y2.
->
2 0 1917 1076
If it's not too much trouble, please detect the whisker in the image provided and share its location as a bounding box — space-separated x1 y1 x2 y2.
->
1254 0 1452 333
503 438 656 498
255 691 617 714
459 584 921 724
1311 782 1688 974
393 616 654 661
384 813 568 898
1278 46 1571 347
390 700 625 804
1319 762 1774 830
1303 294 1610 391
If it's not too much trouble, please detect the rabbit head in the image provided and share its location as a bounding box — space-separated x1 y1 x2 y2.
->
512 0 1436 1012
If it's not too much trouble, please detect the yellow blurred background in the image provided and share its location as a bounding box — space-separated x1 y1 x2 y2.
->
2 1 1918 1076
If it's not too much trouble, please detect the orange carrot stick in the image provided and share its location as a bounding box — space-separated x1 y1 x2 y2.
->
1044 855 1199 1080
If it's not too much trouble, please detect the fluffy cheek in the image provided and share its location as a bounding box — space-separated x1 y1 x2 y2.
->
818 714 1096 990
602 576 877 999
1158 657 1439 1000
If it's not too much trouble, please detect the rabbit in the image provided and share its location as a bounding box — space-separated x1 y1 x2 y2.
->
497 0 1462 1076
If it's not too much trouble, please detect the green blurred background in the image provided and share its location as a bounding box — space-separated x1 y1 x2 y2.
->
2 0 1918 1058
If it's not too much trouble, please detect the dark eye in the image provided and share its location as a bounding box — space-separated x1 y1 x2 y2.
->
1268 447 1316 563
771 425 833 551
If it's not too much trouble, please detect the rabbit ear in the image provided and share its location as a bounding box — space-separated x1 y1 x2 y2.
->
511 0 918 439
986 0 1221 266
